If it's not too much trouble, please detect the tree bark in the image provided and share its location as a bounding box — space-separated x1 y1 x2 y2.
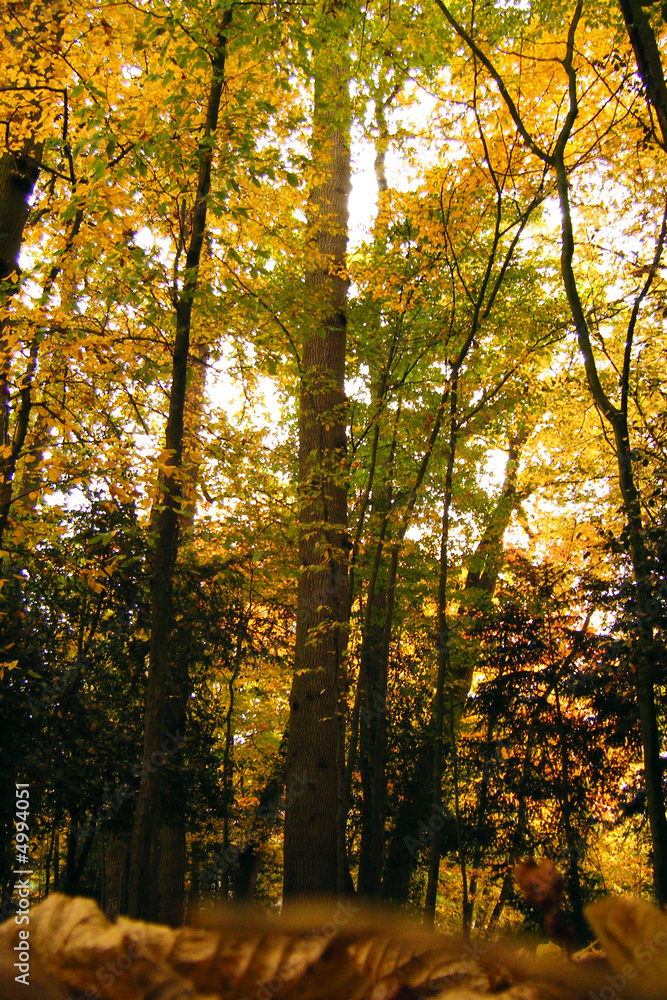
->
357 442 395 897
283 3 351 899
618 0 667 148
104 832 128 921
127 15 232 921
0 152 40 283
155 341 210 926
424 376 459 924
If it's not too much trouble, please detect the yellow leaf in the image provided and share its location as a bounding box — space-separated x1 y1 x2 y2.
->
0 660 19 680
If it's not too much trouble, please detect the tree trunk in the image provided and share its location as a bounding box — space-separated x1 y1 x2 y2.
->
0 4 69 546
283 4 351 899
155 342 209 926
127 16 232 921
618 0 667 148
156 645 189 926
357 485 393 897
555 154 667 904
463 427 530 600
424 378 459 924
157 816 186 927
104 833 128 920
0 152 40 284
381 739 436 903
63 812 95 896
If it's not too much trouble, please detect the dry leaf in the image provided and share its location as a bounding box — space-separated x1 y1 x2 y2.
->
0 893 657 1000
585 895 667 1000
0 949 67 1000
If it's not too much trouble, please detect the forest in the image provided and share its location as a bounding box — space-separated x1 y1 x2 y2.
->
1 0 667 944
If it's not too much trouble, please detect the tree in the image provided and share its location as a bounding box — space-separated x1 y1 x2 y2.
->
283 0 352 898
0 0 68 547
435 0 667 906
127 6 234 921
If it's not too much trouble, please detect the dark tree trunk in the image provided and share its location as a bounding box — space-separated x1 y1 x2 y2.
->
157 815 186 927
283 9 351 899
63 813 95 896
424 380 459 924
154 340 209 925
44 821 57 897
0 151 40 283
618 0 667 148
104 833 128 921
0 3 68 545
127 16 232 921
53 829 59 891
357 491 392 897
156 646 190 926
381 739 435 903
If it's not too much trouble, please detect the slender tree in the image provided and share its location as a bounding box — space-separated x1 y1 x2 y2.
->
0 0 67 547
435 0 667 903
127 9 233 920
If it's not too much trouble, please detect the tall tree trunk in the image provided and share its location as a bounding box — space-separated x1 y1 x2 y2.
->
283 3 351 899
424 376 459 924
356 434 396 897
104 832 128 921
156 341 210 926
380 739 435 903
156 647 189 927
555 154 667 903
127 15 232 921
